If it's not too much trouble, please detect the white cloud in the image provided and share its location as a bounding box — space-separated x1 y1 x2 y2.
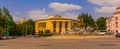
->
12 12 23 22
28 9 48 20
95 6 116 13
88 0 120 7
49 2 82 12
88 0 120 13
13 15 22 22
64 13 78 20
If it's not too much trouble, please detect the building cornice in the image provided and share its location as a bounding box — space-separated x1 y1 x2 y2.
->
35 18 77 22
116 7 120 9
114 12 120 14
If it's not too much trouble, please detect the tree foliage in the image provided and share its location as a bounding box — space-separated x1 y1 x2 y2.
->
78 13 95 28
0 7 35 36
26 19 35 35
96 17 106 30
0 7 14 36
0 8 3 27
12 19 34 36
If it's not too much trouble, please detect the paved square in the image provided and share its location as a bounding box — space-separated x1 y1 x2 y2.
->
0 36 120 49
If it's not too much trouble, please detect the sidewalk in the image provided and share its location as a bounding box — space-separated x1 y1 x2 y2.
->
45 35 114 39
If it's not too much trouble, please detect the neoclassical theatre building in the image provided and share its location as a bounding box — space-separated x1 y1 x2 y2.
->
106 7 120 34
35 15 78 34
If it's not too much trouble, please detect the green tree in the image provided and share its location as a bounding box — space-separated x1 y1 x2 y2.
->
3 7 14 36
0 8 3 35
20 22 26 36
0 7 8 36
26 19 35 35
0 7 15 36
10 19 35 36
96 17 106 30
78 13 95 28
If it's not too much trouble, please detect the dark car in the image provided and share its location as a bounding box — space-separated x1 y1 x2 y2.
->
8 36 16 39
0 36 2 40
115 33 120 38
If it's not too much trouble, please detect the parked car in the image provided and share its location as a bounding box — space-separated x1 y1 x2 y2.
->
115 33 120 38
106 32 113 35
8 36 16 39
1 36 8 40
0 36 2 40
0 36 16 40
12 36 16 39
96 30 107 35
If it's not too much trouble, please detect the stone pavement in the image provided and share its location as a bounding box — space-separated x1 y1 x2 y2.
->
0 35 117 49
45 35 114 39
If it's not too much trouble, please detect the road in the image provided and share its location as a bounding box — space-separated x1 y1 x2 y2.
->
0 36 120 49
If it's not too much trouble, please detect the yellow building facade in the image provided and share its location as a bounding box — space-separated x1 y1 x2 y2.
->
35 15 77 34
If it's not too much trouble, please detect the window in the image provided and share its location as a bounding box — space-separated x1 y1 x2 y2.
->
59 28 61 33
58 21 62 33
59 21 62 28
53 28 56 32
116 21 118 28
115 17 118 20
39 22 46 28
65 21 68 28
53 21 56 28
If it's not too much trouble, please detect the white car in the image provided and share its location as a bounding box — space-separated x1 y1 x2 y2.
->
2 36 8 40
96 31 107 35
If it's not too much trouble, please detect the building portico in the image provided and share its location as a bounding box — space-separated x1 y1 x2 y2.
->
35 15 77 34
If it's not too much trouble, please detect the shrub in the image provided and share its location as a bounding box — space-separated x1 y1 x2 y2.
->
39 33 53 37
44 30 50 33
38 30 53 37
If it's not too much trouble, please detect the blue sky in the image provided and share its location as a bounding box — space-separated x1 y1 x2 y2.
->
0 0 119 22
